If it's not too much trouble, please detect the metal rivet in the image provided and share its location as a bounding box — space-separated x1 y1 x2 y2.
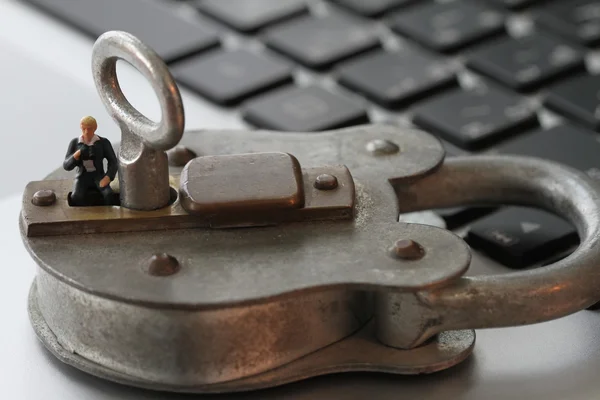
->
167 146 197 167
146 253 180 276
314 174 338 190
366 139 400 156
391 239 424 260
32 190 56 206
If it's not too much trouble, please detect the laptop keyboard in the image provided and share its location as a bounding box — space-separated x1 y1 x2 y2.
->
23 0 600 270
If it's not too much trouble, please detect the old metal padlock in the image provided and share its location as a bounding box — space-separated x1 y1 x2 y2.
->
20 31 600 393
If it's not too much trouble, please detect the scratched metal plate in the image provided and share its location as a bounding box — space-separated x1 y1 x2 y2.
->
22 125 471 307
28 280 476 393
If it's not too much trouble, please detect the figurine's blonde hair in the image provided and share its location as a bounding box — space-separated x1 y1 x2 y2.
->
80 116 97 129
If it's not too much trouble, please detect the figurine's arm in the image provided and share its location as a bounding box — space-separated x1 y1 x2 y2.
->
103 138 118 181
63 138 80 171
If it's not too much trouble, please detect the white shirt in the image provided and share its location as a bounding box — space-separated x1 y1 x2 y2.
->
78 134 100 172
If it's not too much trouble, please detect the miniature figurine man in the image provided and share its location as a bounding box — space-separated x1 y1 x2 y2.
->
63 116 118 206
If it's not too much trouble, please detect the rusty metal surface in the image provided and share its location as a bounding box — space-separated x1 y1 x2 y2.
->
180 152 305 214
31 270 371 386
21 165 355 236
23 123 474 391
29 278 474 393
24 127 600 391
22 126 468 308
24 123 600 390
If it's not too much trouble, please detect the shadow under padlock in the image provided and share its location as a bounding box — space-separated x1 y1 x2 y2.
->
20 30 600 393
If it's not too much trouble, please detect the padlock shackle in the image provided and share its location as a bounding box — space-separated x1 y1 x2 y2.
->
383 155 600 348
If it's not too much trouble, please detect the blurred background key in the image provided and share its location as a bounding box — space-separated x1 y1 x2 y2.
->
24 0 220 63
485 0 549 10
412 86 539 150
536 0 600 47
193 0 308 33
467 33 585 92
172 49 293 106
242 86 369 131
264 13 380 70
390 1 507 53
331 0 417 18
336 48 457 109
544 74 600 131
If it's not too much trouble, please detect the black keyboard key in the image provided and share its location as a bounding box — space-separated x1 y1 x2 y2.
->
490 124 600 271
172 50 293 105
337 49 457 108
436 207 496 230
536 0 600 47
23 0 219 63
242 86 369 131
545 74 600 130
264 14 380 70
467 34 585 92
588 301 600 310
467 207 577 269
332 0 415 17
496 124 600 181
194 0 308 33
485 0 547 10
412 87 539 150
390 1 506 53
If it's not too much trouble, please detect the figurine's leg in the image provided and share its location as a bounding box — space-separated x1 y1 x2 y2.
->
98 184 114 206
70 174 95 206
93 176 114 206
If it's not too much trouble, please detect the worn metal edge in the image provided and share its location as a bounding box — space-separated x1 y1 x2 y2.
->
33 266 373 386
29 278 475 393
20 214 471 311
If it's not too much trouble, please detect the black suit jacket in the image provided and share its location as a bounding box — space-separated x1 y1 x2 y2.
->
63 136 118 180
